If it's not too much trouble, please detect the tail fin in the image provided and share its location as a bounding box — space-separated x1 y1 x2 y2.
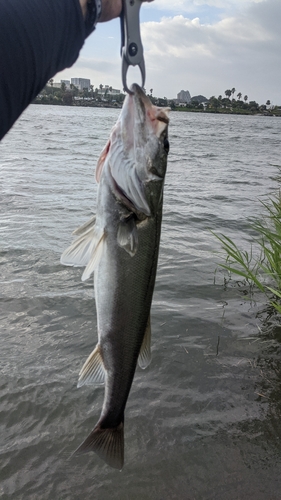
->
75 422 124 470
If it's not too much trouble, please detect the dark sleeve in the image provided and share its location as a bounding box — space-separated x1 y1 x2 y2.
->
0 0 86 140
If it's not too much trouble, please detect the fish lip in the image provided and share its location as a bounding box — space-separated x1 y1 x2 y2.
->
129 84 150 107
129 83 142 94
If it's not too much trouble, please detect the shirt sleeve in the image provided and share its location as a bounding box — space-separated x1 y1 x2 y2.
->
0 0 86 140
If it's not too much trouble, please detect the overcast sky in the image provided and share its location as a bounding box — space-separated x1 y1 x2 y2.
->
56 0 281 104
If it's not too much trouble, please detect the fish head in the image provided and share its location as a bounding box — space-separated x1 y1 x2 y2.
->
97 84 170 217
121 83 170 178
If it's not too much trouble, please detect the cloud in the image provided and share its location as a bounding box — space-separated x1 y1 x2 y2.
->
141 0 281 103
146 0 266 14
56 0 281 104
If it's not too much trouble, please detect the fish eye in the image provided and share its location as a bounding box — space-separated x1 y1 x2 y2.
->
163 137 169 154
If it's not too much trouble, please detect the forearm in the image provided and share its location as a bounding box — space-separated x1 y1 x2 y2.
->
0 0 85 140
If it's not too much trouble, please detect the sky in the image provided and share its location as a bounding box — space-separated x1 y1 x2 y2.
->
56 0 281 105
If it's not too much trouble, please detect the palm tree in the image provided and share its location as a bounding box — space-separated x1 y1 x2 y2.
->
237 92 242 100
48 78 54 95
266 100 271 107
244 95 248 102
231 87 236 96
225 89 231 99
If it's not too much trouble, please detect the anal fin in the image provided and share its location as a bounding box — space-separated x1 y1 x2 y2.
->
138 316 152 369
77 344 106 387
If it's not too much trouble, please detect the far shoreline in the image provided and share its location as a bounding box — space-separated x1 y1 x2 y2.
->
32 101 281 117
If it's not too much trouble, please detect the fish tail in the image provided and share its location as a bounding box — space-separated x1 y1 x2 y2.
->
74 421 124 470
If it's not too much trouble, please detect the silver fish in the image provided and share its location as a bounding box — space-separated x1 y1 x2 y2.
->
61 84 169 469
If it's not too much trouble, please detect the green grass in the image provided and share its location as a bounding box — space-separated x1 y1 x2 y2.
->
213 189 281 315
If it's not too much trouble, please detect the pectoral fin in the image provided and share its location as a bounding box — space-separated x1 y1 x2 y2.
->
138 317 152 369
77 344 106 387
81 232 105 281
117 215 138 257
60 216 101 268
72 215 96 236
61 218 105 281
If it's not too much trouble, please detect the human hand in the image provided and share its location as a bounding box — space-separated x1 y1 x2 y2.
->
80 0 153 23
99 0 154 22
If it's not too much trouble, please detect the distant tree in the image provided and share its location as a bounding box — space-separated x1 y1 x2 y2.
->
150 88 153 96
63 93 73 106
266 100 271 107
248 101 259 113
231 87 236 96
70 83 78 96
244 95 248 102
99 84 103 92
237 92 242 100
48 78 54 94
90 84 94 97
192 100 199 108
208 96 220 112
218 95 222 101
221 97 231 109
61 82 66 93
225 89 231 99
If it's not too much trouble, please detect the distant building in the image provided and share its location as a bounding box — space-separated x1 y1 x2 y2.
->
71 78 91 90
177 90 191 103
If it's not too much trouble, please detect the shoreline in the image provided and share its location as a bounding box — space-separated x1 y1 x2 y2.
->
32 101 280 117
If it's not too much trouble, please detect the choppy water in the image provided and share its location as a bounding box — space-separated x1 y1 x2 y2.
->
1 105 281 499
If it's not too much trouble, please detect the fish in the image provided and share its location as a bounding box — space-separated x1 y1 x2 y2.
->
61 83 170 469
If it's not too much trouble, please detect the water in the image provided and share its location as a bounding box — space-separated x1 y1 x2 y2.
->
1 105 281 499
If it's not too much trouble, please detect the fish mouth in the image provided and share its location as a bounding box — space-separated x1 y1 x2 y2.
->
126 84 170 139
129 84 151 117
